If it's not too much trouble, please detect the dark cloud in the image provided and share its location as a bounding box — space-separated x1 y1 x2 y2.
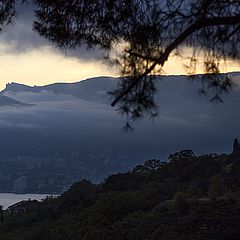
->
1 2 45 52
0 1 102 60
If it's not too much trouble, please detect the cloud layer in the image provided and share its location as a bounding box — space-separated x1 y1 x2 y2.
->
1 2 102 60
1 76 240 165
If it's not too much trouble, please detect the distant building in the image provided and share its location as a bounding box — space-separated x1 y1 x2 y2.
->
232 138 240 155
8 200 39 215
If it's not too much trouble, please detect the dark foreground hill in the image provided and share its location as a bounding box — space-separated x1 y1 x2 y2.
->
1 146 240 239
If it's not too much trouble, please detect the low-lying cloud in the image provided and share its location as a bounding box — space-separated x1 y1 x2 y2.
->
0 76 239 166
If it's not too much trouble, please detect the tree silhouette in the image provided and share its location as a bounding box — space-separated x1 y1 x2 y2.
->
232 138 240 155
0 0 16 32
0 205 3 223
1 0 240 125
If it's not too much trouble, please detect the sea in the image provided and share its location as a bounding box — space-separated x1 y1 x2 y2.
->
0 193 53 209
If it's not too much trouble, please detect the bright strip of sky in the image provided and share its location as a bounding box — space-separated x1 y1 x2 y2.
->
0 42 240 90
0 3 240 90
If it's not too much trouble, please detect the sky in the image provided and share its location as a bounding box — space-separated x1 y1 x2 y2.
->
0 2 119 90
0 2 239 181
0 2 240 90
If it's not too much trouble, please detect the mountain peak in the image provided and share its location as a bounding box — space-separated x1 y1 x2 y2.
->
3 82 33 93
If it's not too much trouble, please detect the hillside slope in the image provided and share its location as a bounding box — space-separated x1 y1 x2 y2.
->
1 147 240 239
0 94 30 107
2 77 118 104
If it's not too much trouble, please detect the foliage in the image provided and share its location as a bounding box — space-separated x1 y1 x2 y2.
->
1 149 240 239
0 0 16 32
173 192 189 213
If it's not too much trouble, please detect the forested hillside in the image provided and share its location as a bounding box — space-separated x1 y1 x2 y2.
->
1 147 240 240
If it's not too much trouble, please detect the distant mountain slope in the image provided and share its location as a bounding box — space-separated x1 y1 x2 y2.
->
0 94 30 107
3 73 240 105
0 73 239 193
2 77 118 103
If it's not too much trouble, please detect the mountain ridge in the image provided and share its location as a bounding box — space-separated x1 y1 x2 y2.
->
2 76 119 104
3 71 240 94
